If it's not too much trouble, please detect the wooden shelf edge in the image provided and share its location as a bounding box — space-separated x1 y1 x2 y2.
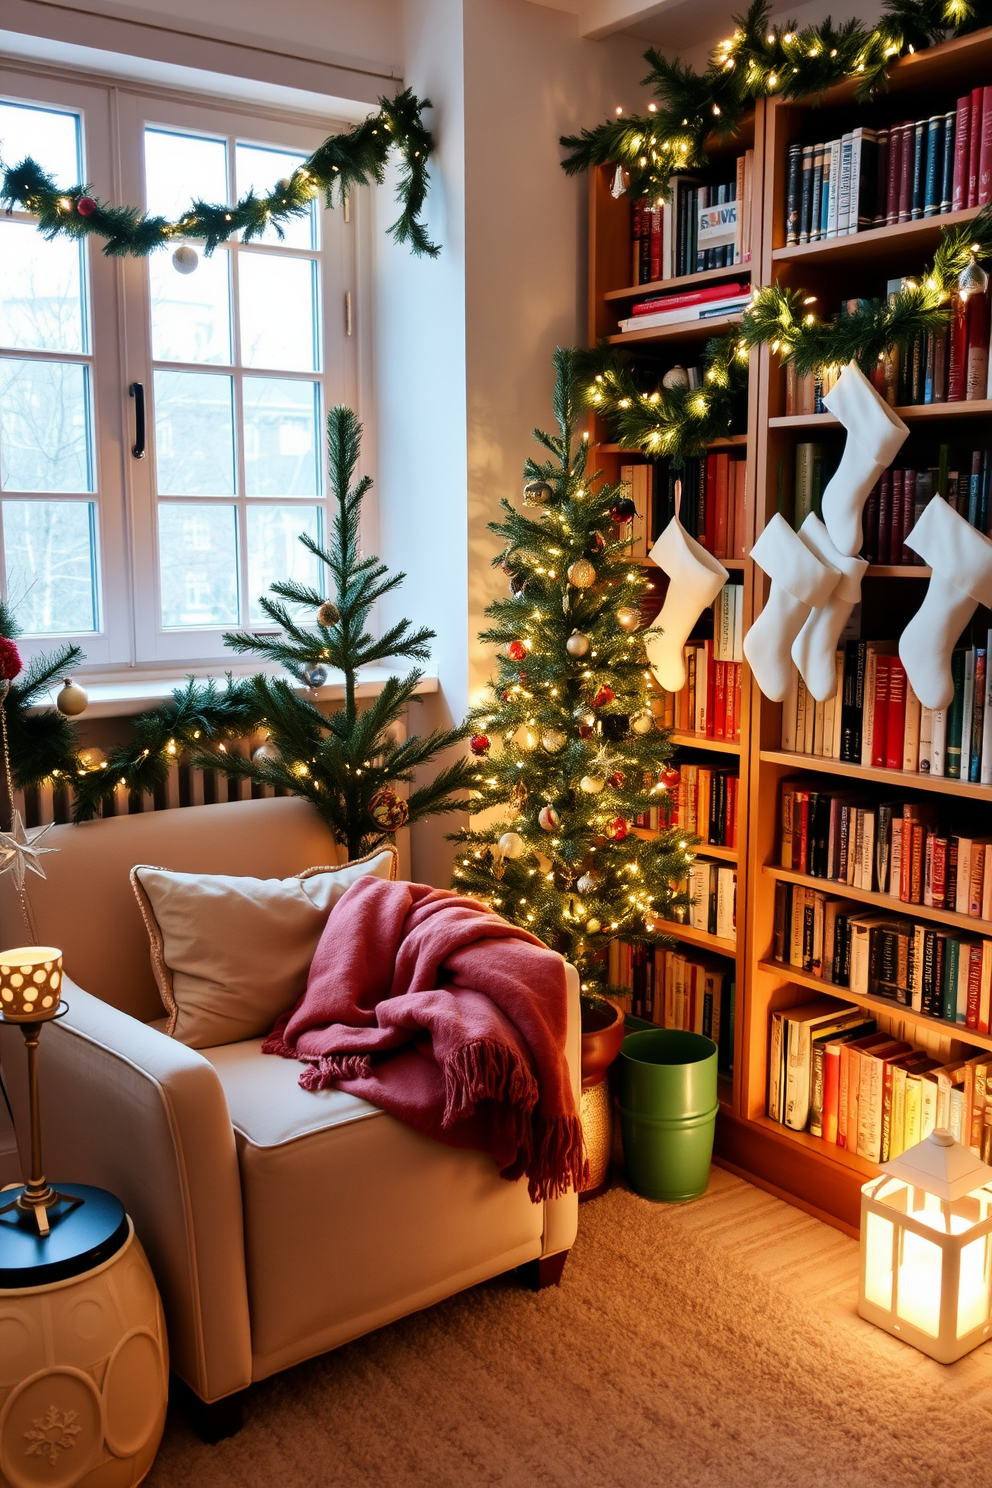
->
670 730 742 754
604 264 753 303
607 312 743 345
659 919 738 956
771 206 977 265
763 862 992 937
593 434 748 453
758 748 992 801
756 958 992 1052
632 827 738 861
770 400 992 428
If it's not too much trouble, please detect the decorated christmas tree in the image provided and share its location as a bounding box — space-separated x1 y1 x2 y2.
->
450 349 690 997
210 404 475 859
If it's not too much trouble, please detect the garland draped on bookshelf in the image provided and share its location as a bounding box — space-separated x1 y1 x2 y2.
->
561 0 992 200
585 207 992 461
0 88 440 259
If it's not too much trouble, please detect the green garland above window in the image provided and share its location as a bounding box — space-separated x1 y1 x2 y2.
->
0 87 439 259
561 0 991 199
584 208 992 462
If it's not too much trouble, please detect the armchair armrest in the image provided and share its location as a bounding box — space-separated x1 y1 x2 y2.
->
541 961 581 1257
0 979 252 1402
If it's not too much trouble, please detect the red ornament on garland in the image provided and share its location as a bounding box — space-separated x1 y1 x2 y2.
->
607 771 625 789
368 787 409 831
590 531 606 553
0 637 22 681
610 497 637 523
592 685 614 709
77 197 97 217
578 725 593 739
506 640 526 661
607 817 629 841
469 733 491 756
659 765 680 790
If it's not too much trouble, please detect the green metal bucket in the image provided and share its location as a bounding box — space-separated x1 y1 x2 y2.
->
619 1029 719 1203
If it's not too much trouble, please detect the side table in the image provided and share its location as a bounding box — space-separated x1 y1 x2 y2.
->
0 1183 169 1488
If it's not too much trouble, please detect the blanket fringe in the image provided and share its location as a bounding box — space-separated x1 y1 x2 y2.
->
299 1053 372 1091
518 1113 587 1203
441 1039 538 1129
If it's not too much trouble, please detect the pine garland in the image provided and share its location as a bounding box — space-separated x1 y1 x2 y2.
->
561 0 992 200
1 88 439 259
584 208 992 458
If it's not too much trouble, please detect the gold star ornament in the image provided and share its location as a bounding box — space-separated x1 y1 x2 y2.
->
0 812 57 892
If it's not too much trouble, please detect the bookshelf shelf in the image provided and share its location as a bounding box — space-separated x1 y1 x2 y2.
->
669 730 741 755
638 556 747 571
595 435 748 453
763 863 992 937
749 1113 880 1182
661 920 738 957
759 749 992 801
771 207 977 268
757 958 992 1053
770 401 992 428
606 312 744 347
604 264 752 302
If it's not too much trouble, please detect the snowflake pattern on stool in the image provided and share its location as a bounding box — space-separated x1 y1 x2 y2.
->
23 1405 81 1464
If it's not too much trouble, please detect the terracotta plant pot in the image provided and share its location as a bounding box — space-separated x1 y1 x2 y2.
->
578 998 625 1200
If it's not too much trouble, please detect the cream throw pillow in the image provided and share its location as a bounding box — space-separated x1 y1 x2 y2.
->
131 847 397 1048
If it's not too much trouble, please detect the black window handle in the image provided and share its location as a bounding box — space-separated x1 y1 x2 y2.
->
130 381 145 459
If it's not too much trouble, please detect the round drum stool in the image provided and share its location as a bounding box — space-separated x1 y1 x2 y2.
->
0 1184 168 1488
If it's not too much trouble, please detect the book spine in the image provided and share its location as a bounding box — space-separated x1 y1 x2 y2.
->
981 86 992 206
799 145 814 244
953 95 971 212
911 119 926 220
924 116 942 216
786 143 802 245
970 86 984 208
942 109 956 213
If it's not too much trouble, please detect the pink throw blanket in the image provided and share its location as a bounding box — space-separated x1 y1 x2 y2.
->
263 877 584 1201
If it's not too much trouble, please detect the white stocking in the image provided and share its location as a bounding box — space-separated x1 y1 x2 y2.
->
899 496 992 709
643 512 729 692
820 363 909 557
792 514 868 702
744 513 841 701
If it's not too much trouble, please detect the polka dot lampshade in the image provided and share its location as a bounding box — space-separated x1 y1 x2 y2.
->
0 946 63 1021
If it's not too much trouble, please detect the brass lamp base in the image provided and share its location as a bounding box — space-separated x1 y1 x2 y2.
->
0 1009 83 1235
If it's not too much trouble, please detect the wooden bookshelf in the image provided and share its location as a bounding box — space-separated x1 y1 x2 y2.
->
587 113 764 1118
737 26 992 1232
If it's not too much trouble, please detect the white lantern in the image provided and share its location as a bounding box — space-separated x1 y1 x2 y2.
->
858 1129 992 1364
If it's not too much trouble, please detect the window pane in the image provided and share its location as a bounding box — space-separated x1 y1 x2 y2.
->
153 371 234 496
159 502 238 627
247 504 320 621
149 246 230 364
235 144 317 250
0 359 92 493
243 379 319 497
144 129 228 222
238 255 318 372
0 222 86 354
0 103 80 186
3 499 96 633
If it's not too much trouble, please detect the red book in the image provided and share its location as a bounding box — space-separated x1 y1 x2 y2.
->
797 790 810 874
898 120 914 222
713 660 727 740
703 454 718 552
633 281 747 315
885 659 907 770
966 291 990 400
823 1041 843 1144
930 836 948 910
969 87 984 208
735 663 742 743
734 460 747 558
877 471 892 564
885 122 903 225
953 95 971 212
649 207 662 282
713 455 730 558
871 656 890 767
900 468 915 564
911 822 924 904
948 291 969 401
980 87 992 206
890 469 904 559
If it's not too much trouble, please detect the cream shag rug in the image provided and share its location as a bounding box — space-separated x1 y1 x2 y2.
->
147 1169 992 1487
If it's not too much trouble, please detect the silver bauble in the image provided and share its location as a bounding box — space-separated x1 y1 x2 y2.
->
580 774 606 794
662 364 690 390
566 630 590 658
630 709 654 735
78 746 106 770
253 739 280 764
577 872 600 895
573 704 596 729
172 244 199 274
304 663 328 688
616 606 641 634
498 831 526 859
56 677 88 716
523 480 553 507
542 728 566 753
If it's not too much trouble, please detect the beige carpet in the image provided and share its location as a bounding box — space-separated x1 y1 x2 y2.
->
146 1169 992 1487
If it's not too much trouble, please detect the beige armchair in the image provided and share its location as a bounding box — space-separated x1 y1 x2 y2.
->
0 797 578 1431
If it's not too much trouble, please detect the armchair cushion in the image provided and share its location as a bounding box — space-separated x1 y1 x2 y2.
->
131 847 397 1048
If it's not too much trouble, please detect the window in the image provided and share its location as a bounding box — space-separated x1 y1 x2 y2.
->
0 66 358 669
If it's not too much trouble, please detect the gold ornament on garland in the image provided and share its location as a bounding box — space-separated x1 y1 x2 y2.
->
368 786 409 831
316 600 340 627
55 677 88 716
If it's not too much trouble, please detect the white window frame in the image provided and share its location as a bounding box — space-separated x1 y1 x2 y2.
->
0 59 368 676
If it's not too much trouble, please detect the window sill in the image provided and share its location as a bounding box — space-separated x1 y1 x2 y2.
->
32 667 439 720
